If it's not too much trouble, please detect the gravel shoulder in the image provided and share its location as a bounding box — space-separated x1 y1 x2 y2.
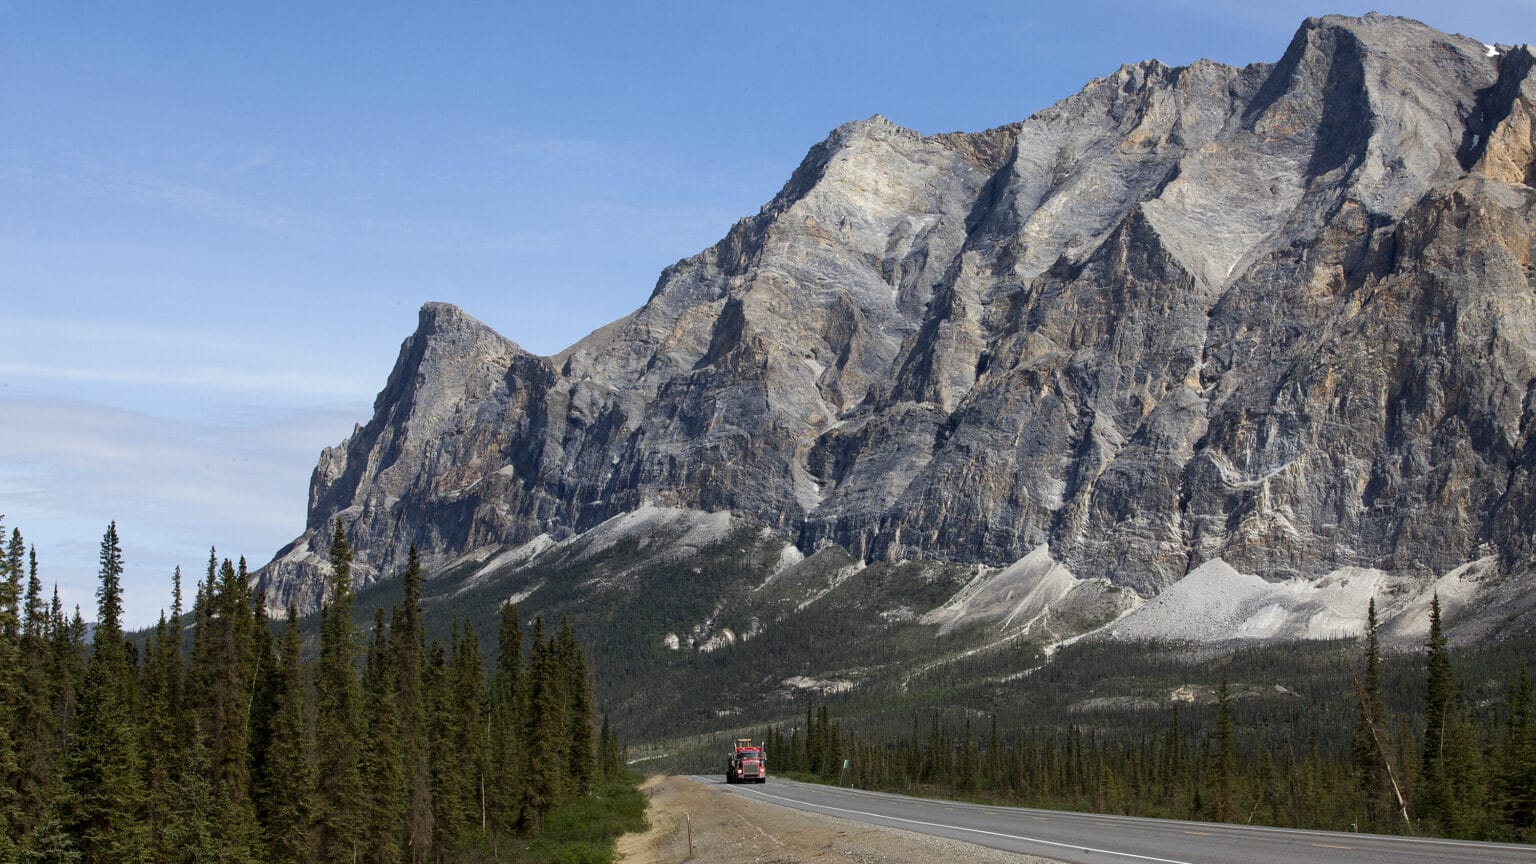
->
615 775 1062 864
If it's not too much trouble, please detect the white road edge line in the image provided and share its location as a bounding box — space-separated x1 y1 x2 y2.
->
718 777 1533 854
725 781 1198 864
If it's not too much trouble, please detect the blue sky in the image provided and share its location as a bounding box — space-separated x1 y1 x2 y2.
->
2 1 1530 628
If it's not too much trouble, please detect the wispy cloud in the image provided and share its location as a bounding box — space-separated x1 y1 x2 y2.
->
0 161 314 236
0 314 385 405
0 360 375 400
496 134 610 165
237 146 278 172
0 395 361 628
0 396 345 527
118 173 305 234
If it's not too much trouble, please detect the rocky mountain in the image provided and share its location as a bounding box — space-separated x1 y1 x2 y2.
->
257 14 1536 648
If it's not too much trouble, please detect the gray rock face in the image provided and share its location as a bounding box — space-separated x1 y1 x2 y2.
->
257 14 1536 617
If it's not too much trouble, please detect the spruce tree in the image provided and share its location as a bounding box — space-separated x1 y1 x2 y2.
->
23 545 43 640
245 560 281 824
424 640 457 852
172 741 219 862
906 716 923 785
259 607 316 864
0 519 22 851
818 704 833 776
60 522 148 864
487 601 524 847
1503 667 1536 837
558 616 597 797
140 607 185 861
523 616 566 830
206 557 256 808
183 550 219 738
361 609 406 864
987 715 1002 792
5 528 24 637
923 714 943 784
46 587 83 757
94 523 125 650
314 519 364 864
807 702 823 776
1214 673 1237 823
1440 706 1488 838
959 718 978 794
598 713 620 781
12 547 55 838
828 719 843 782
451 618 488 837
393 547 434 863
1351 597 1401 831
17 803 80 864
1420 594 1456 830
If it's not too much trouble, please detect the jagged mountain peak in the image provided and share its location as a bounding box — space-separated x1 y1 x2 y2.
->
825 113 911 140
416 299 507 340
257 16 1536 650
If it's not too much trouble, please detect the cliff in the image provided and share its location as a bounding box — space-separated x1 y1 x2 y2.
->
257 15 1536 639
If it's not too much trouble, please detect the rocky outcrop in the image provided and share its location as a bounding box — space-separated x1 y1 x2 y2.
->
256 15 1536 621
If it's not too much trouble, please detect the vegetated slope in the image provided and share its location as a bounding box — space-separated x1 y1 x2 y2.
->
329 504 1534 751
258 14 1536 655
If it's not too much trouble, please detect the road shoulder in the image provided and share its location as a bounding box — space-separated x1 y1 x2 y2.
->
616 775 1062 864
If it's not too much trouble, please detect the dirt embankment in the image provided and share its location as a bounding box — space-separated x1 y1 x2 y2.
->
615 775 1058 864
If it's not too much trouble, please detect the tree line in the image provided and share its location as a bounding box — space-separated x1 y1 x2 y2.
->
759 597 1535 843
0 516 625 863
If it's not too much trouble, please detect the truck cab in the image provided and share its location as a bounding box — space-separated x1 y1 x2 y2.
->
726 739 767 783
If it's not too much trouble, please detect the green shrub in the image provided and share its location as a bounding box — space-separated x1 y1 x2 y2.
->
527 777 648 864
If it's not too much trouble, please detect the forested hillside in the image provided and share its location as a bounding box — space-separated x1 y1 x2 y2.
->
0 516 639 864
745 601 1536 842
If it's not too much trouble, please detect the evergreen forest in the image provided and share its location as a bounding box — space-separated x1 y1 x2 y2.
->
749 597 1536 843
0 516 641 864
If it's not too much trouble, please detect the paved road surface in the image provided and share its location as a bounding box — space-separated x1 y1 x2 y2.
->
687 775 1536 864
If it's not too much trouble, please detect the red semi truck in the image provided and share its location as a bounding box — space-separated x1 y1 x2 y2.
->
725 738 767 784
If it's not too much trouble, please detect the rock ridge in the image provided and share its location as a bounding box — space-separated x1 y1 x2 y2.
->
256 15 1536 625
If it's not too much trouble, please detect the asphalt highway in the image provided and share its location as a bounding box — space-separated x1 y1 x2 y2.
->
687 775 1536 864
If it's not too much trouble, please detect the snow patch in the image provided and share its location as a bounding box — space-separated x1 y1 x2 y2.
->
1487 43 1501 57
662 632 681 651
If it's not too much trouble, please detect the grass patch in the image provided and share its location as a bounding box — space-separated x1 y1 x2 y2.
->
525 776 649 864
